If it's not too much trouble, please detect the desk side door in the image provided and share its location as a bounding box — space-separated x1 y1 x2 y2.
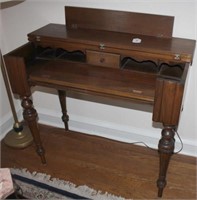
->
4 43 34 97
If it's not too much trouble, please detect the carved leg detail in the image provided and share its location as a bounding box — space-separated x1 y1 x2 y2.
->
157 126 175 197
58 90 69 131
21 96 46 164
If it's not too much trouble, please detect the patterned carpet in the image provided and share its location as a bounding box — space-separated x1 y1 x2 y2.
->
10 168 126 200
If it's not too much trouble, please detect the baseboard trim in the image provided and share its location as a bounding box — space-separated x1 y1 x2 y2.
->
1 107 196 157
0 109 23 141
36 108 197 157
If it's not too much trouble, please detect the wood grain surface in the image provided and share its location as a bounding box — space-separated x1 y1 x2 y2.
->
1 124 196 199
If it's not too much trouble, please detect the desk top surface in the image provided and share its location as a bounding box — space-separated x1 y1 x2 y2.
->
28 60 156 104
28 24 196 63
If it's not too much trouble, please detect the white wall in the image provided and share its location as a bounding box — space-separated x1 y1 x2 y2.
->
0 0 196 156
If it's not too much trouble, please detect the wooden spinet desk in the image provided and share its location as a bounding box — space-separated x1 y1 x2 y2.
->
4 7 196 197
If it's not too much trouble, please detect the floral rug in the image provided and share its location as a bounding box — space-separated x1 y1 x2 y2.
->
11 168 127 200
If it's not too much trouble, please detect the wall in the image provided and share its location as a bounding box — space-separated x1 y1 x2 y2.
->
0 0 196 156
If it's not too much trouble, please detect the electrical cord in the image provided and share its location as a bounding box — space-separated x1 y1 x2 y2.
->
130 141 158 152
174 130 183 154
130 130 183 154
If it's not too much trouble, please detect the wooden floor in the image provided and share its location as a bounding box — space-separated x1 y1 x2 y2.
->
1 124 196 199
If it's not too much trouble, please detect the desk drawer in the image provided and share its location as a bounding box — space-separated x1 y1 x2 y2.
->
86 50 120 68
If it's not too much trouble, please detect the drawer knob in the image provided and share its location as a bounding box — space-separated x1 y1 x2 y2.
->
100 58 105 63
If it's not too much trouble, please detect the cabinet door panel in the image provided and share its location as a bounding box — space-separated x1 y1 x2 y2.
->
4 43 33 96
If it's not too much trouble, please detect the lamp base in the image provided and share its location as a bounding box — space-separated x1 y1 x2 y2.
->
3 122 33 149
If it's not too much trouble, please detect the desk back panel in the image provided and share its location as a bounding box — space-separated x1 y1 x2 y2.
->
65 6 174 38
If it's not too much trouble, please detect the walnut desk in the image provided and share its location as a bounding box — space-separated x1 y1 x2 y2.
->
4 7 196 197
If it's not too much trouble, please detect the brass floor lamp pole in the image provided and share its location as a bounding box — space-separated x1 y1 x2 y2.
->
1 50 33 148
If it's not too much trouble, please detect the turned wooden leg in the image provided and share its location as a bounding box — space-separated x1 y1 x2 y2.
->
58 90 69 131
157 126 175 197
21 96 46 164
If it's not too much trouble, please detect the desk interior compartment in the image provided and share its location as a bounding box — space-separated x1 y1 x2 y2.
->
121 57 159 73
121 57 186 81
35 46 86 62
158 62 186 80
